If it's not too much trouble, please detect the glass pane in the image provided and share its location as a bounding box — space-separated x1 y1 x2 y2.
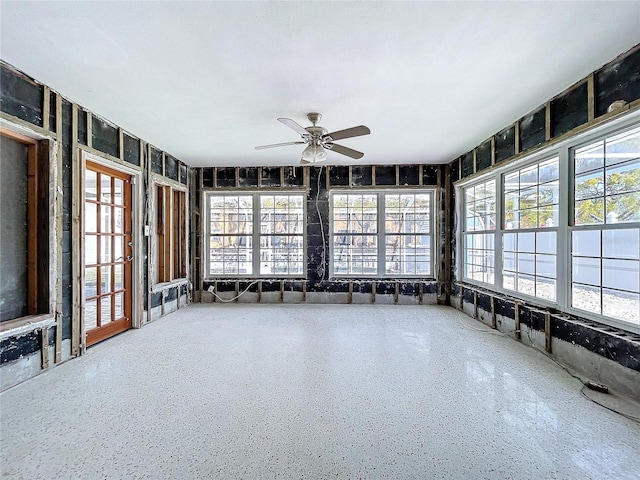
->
85 235 98 265
575 198 604 225
572 230 601 257
503 233 516 252
575 171 604 201
518 209 538 229
536 254 556 278
100 295 112 325
100 265 112 294
503 272 516 290
572 284 601 314
114 236 123 263
605 126 640 167
113 179 124 206
519 165 538 186
602 259 639 292
114 264 123 291
518 253 535 275
101 205 112 233
536 278 556 301
573 257 600 286
114 292 124 319
100 236 112 263
539 158 559 183
114 207 124 233
575 141 604 174
85 267 98 299
85 299 98 330
602 290 639 324
517 274 535 296
606 191 640 223
538 204 558 228
85 202 97 233
503 251 516 272
85 170 98 200
538 183 559 206
101 174 112 204
602 228 640 259
517 232 535 253
536 231 556 255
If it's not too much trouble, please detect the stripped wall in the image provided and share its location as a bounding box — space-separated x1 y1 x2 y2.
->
193 164 446 305
0 62 192 390
447 44 640 398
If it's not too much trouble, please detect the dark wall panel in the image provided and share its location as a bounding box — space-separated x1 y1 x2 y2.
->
283 166 303 187
461 152 474 179
423 165 438 186
91 116 118 158
77 109 88 145
261 167 280 187
216 167 235 188
351 166 372 186
330 166 350 186
596 47 640 117
0 65 43 127
123 134 140 166
238 168 258 188
151 148 163 175
375 166 396 185
520 106 546 152
165 155 178 182
398 165 419 186
551 82 588 138
494 127 515 164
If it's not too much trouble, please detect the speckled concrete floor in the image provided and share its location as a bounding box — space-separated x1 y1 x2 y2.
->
1 304 639 479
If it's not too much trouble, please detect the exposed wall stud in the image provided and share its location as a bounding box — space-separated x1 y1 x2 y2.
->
490 136 496 166
71 104 80 356
40 328 49 369
42 86 51 132
473 148 478 172
514 120 521 155
587 74 596 123
302 281 307 302
258 281 262 303
419 283 424 305
545 312 552 353
394 283 399 305
473 290 478 319
514 301 521 340
86 111 93 149
545 101 552 141
372 165 376 186
348 165 353 187
444 165 452 305
395 165 400 186
118 127 124 161
235 281 239 303
280 281 284 303
371 281 376 303
418 164 424 186
54 93 63 364
348 282 353 304
490 296 496 329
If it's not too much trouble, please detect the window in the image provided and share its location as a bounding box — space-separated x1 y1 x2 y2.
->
156 184 187 283
0 131 50 322
206 193 305 277
458 119 640 332
331 191 433 277
462 180 496 284
502 158 558 301
570 126 640 324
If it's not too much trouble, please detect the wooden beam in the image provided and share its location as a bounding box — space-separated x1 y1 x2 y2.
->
86 111 93 149
348 282 353 304
419 282 424 305
27 143 38 314
545 312 552 353
40 327 49 369
42 86 51 132
587 74 596 123
71 103 80 356
514 301 521 340
490 296 496 329
473 290 478 319
54 93 63 363
490 136 496 166
545 101 552 141
371 281 376 303
394 283 399 305
514 120 521 155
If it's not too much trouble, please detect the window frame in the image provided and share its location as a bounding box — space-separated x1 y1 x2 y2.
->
329 188 436 279
204 190 307 279
152 176 189 286
456 109 640 334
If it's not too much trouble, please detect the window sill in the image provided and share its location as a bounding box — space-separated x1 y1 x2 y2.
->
152 279 188 293
0 314 56 341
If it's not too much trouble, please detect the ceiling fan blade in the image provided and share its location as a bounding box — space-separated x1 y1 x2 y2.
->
277 118 309 136
327 143 364 159
255 141 306 150
324 125 370 142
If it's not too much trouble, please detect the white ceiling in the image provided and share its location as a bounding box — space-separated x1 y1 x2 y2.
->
1 2 639 168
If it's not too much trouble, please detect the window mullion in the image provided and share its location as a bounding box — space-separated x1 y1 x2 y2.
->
253 193 260 277
557 146 570 310
378 192 384 276
495 174 503 289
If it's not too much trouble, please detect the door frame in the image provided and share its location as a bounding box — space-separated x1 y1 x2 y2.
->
79 150 142 349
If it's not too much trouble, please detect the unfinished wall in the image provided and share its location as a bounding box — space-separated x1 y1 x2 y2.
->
447 44 640 399
0 61 192 390
193 164 445 305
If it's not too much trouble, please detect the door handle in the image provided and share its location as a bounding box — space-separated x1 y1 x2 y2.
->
126 255 134 262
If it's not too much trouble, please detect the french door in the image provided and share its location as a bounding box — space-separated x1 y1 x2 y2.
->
84 162 133 346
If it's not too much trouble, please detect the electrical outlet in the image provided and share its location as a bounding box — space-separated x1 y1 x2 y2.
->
144 225 150 236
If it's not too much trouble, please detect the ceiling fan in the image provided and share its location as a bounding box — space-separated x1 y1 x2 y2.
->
255 113 371 164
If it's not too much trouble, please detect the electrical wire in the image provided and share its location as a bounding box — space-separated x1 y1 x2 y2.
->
315 165 327 283
459 309 640 423
209 280 260 303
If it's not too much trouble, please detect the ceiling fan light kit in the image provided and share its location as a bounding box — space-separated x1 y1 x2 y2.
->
255 112 370 165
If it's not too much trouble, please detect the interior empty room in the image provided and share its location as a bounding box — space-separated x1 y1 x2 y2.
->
1 2 639 479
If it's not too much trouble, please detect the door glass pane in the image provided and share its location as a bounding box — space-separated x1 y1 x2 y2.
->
85 170 98 200
85 202 97 233
100 296 112 325
100 265 112 294
85 299 98 330
113 179 124 205
114 264 123 291
85 267 98 299
101 174 112 204
85 235 97 265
